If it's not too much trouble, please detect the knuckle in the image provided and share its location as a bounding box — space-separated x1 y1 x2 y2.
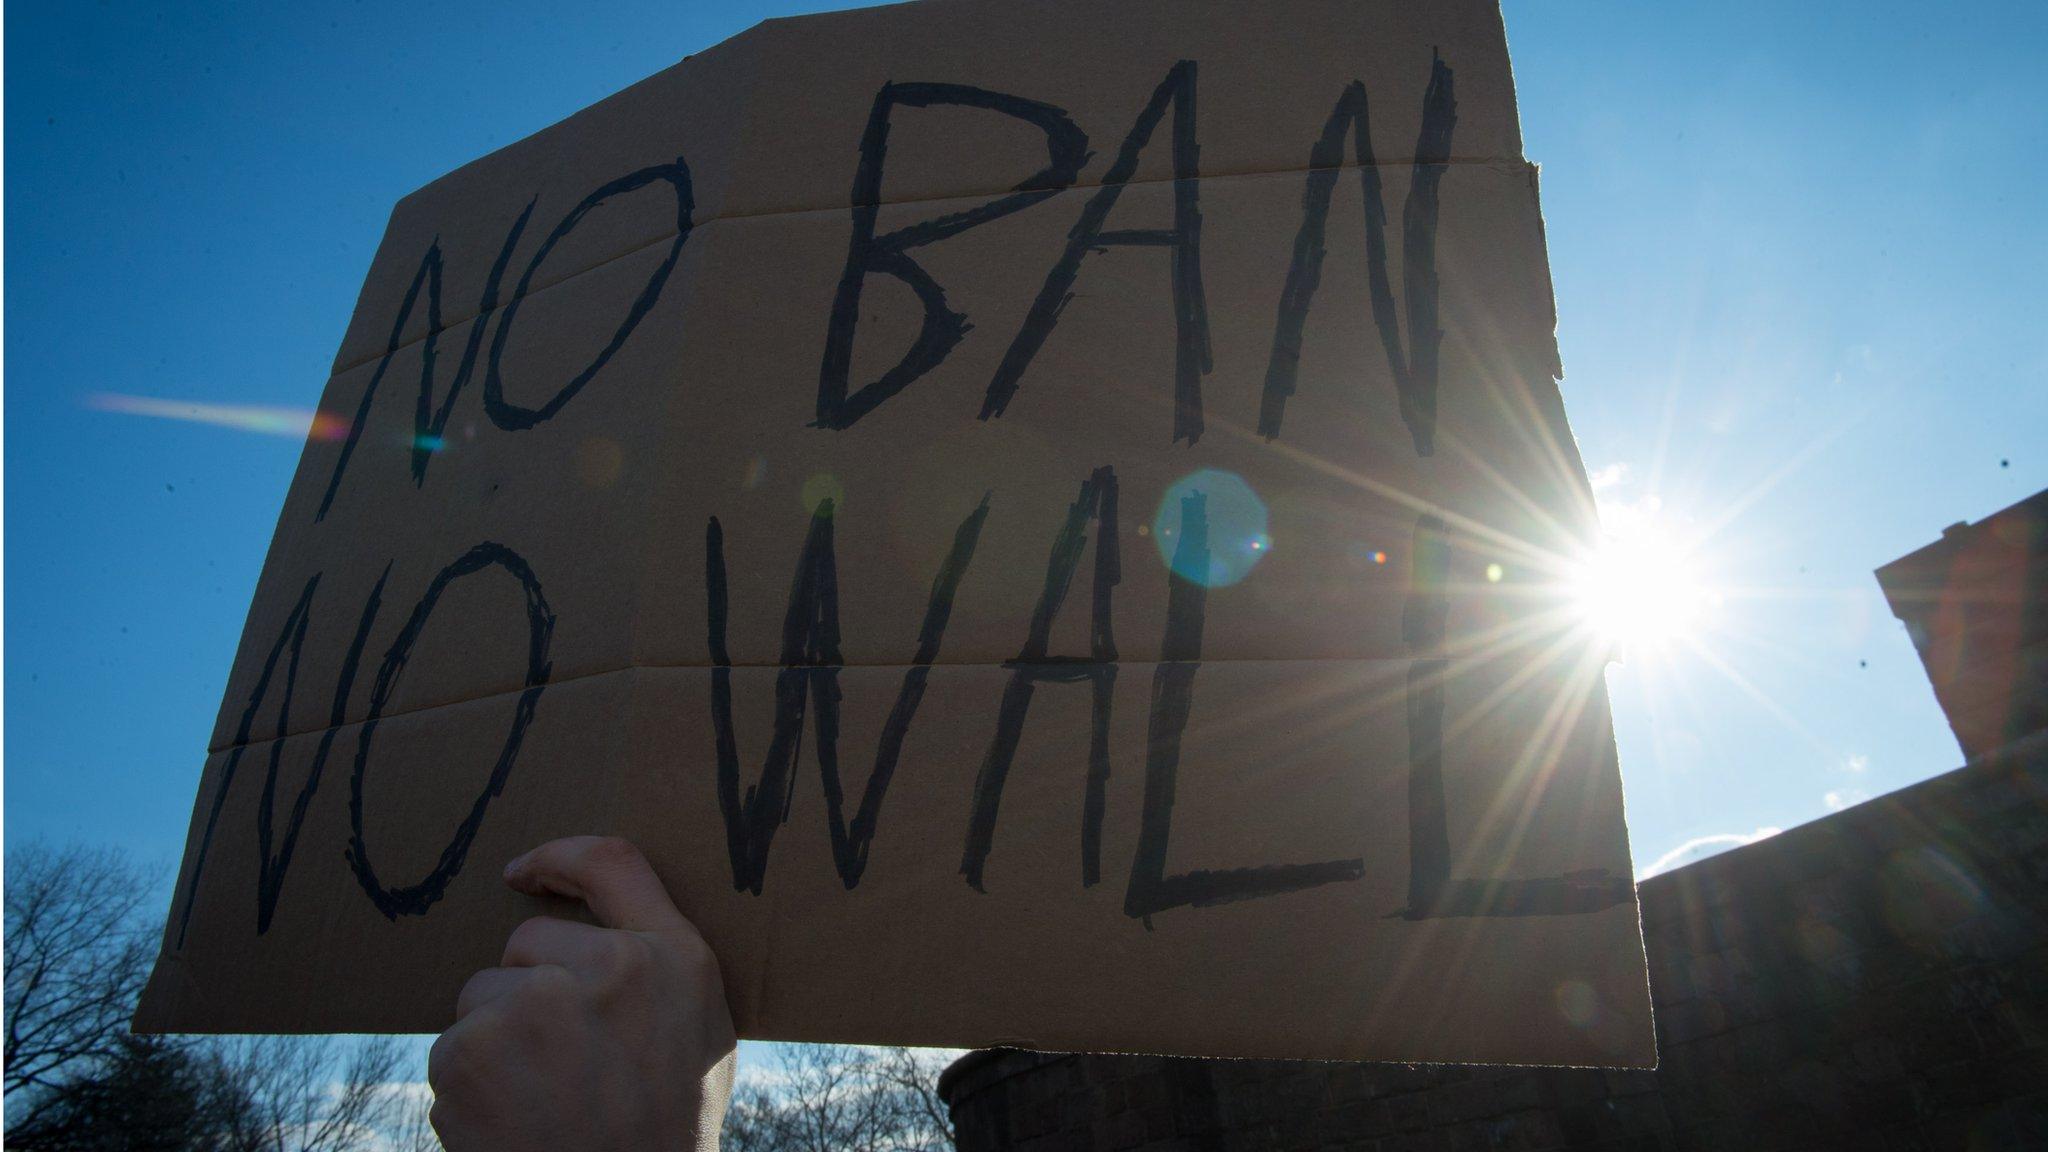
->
504 916 553 959
502 965 584 1042
673 935 721 984
519 963 581 1008
456 968 493 1002
583 936 654 1009
583 835 642 874
426 1030 467 1093
601 930 655 976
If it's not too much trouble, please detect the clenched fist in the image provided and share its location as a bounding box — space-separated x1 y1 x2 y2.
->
428 837 737 1151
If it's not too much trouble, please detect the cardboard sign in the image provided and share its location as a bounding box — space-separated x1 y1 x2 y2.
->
139 0 1656 1066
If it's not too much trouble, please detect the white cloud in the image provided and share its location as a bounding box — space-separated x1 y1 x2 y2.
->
374 1078 435 1106
1842 753 1869 773
1637 827 1781 880
1594 490 1666 538
1587 462 1630 492
1824 789 1869 812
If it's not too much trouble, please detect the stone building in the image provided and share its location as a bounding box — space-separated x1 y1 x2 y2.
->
941 489 2048 1150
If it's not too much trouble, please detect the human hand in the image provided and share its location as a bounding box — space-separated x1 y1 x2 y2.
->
428 836 737 1151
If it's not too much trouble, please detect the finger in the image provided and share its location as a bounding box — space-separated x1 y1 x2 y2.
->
455 965 537 1020
501 915 619 970
427 1018 473 1092
503 836 688 934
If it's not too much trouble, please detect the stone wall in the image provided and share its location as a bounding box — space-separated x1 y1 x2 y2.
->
940 736 2048 1151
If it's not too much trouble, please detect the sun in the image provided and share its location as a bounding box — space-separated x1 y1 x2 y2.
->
1568 526 1708 652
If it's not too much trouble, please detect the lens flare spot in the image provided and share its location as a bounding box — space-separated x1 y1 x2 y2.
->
87 392 350 441
743 456 769 490
1152 469 1270 588
1485 562 1505 583
800 472 845 516
1554 980 1599 1028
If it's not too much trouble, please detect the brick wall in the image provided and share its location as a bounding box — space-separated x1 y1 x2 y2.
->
940 736 2048 1151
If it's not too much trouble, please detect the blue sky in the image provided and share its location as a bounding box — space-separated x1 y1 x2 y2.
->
6 0 2044 1056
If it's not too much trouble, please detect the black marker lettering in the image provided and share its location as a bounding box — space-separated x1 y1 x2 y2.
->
172 569 388 945
989 61 1211 444
1396 514 1634 919
817 85 1089 430
318 159 694 519
1123 490 1365 922
709 495 990 892
959 466 1121 891
317 205 534 521
1259 54 1457 455
485 159 696 430
346 543 555 919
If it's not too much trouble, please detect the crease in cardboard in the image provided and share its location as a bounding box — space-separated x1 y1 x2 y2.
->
154 0 1655 1066
208 653 1560 756
330 157 1538 380
360 6 1520 262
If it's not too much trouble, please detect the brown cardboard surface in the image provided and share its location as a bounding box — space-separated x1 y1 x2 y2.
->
332 0 1524 373
145 656 1646 1065
214 164 1578 750
146 0 1655 1066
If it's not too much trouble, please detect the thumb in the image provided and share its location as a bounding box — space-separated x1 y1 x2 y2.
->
503 836 688 934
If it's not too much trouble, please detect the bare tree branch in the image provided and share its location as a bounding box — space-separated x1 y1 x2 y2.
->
725 1044 955 1152
6 841 416 1152
389 1086 443 1152
4 842 157 1136
210 1034 407 1152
